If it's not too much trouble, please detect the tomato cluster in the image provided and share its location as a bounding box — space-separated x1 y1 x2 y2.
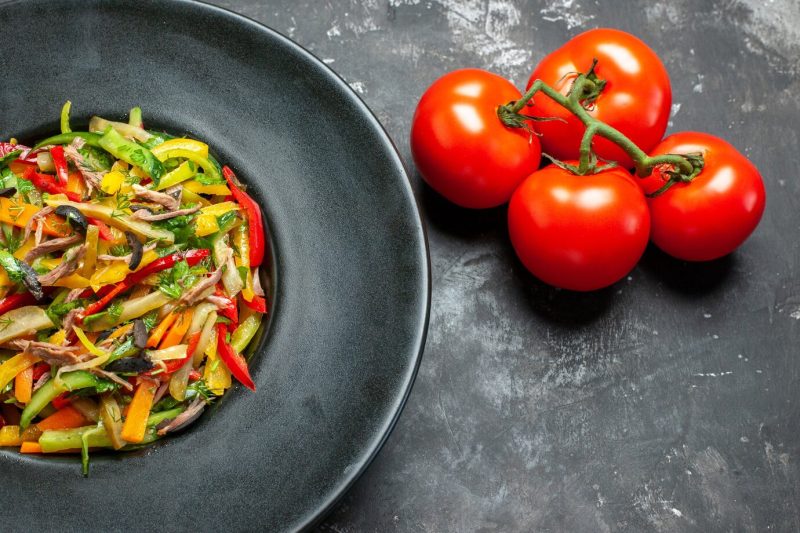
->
411 28 765 291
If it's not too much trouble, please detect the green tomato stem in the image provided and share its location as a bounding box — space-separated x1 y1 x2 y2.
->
500 66 702 187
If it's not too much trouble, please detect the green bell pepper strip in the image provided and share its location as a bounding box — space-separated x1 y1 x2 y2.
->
97 127 165 182
157 148 220 184
60 101 72 134
128 106 143 128
231 313 262 354
20 371 100 429
33 132 102 150
39 407 185 452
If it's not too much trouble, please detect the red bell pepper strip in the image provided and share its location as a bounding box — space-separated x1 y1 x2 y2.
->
214 286 238 327
0 292 37 315
242 294 267 314
87 218 114 241
31 363 49 381
50 145 69 184
188 369 201 382
23 167 81 202
216 323 255 391
51 392 72 410
222 166 265 267
81 249 210 318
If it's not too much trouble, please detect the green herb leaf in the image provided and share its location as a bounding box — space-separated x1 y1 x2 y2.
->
107 300 123 322
195 172 226 186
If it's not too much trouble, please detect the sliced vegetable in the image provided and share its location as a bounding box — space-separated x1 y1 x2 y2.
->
98 127 164 182
20 371 100 429
81 225 99 278
89 116 152 143
23 167 81 201
0 425 22 447
0 197 69 236
60 101 72 134
216 323 255 391
32 132 102 150
44 198 174 242
223 167 265 266
99 394 125 449
36 406 90 431
50 145 69 184
0 306 54 344
14 366 33 404
120 379 157 443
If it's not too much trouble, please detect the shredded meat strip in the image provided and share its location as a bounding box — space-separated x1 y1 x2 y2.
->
23 234 83 262
64 138 104 191
13 340 89 366
179 265 225 306
132 184 180 211
23 206 54 243
38 245 86 286
131 205 200 222
97 241 157 262
157 398 205 436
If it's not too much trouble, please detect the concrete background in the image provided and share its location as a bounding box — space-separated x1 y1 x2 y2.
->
211 1 800 531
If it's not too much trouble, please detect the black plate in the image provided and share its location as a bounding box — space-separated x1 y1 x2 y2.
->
0 0 429 530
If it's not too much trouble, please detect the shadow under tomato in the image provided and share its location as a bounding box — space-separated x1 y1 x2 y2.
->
506 242 616 327
638 244 736 296
417 181 508 239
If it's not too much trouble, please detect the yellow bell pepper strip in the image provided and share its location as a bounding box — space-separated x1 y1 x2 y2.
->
155 160 196 191
204 328 231 395
60 101 72 134
14 366 33 404
0 425 22 447
194 213 219 237
216 323 255 391
44 198 174 243
121 379 158 443
223 166 265 266
0 197 69 237
181 187 210 207
100 169 125 194
151 138 209 159
0 352 41 389
97 127 164 182
54 274 91 289
183 179 231 196
200 201 240 217
153 148 220 183
33 132 102 150
0 306 55 344
82 225 99 278
19 371 100 429
73 326 105 357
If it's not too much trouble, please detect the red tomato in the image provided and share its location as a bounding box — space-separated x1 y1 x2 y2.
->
508 164 650 291
411 69 541 209
639 132 765 261
526 28 671 169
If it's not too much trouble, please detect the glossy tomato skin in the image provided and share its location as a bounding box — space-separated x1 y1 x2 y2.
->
411 69 541 209
639 132 766 261
526 28 671 169
508 164 650 291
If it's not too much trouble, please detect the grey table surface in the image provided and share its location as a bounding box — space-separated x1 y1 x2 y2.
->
210 1 800 531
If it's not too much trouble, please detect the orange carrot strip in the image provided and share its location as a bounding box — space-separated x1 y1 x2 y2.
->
37 406 90 431
14 366 33 404
20 441 43 454
120 380 157 444
147 312 177 348
159 308 194 349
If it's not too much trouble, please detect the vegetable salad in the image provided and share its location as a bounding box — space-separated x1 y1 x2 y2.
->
0 103 267 474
